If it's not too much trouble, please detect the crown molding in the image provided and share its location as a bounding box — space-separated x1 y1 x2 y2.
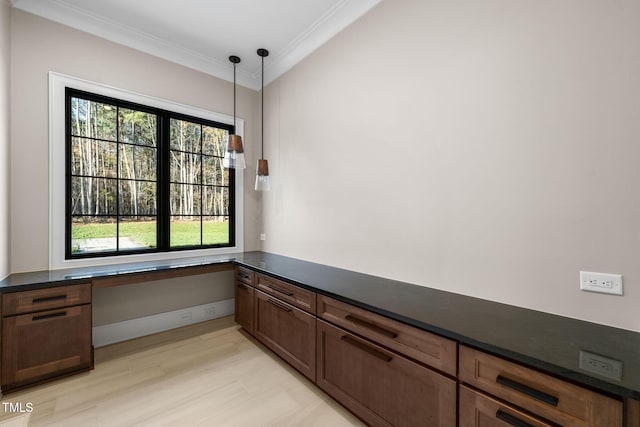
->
13 0 254 88
12 0 383 90
263 0 381 85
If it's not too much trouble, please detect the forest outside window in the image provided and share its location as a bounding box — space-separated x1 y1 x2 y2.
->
66 89 235 259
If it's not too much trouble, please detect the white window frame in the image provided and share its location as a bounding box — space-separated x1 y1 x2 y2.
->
48 72 244 270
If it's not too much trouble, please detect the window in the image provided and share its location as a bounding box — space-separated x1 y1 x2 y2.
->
66 89 235 259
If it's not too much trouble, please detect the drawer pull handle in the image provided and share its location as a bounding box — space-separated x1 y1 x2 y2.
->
237 283 251 291
32 295 67 304
345 315 398 339
266 298 292 312
495 410 534 427
32 311 67 321
238 272 250 279
341 335 392 362
266 284 294 296
496 375 559 407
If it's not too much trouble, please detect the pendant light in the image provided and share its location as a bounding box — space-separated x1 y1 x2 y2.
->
223 55 246 169
255 48 270 191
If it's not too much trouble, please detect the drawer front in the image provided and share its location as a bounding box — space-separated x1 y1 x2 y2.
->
236 267 254 285
254 290 316 381
2 304 92 387
459 346 623 427
2 284 92 316
318 295 456 375
317 319 457 427
255 273 316 314
460 385 553 427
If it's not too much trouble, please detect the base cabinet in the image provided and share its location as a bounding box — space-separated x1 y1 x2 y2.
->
317 319 456 427
234 267 255 336
254 290 316 381
459 346 624 427
2 300 92 390
235 282 255 335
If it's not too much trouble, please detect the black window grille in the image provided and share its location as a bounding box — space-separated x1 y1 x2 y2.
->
65 88 235 259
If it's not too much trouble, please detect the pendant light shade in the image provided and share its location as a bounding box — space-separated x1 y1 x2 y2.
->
255 48 270 191
255 159 269 191
223 55 246 169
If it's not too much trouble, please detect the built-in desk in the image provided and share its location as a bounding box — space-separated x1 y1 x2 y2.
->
0 254 238 292
1 251 639 425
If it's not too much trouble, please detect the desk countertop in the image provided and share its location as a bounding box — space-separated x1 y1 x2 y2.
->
1 251 638 400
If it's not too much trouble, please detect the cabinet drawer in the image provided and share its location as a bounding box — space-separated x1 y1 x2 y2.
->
460 385 553 427
255 273 316 314
317 319 456 427
254 290 316 381
2 304 92 388
236 267 254 285
2 284 91 316
459 346 623 427
318 295 456 375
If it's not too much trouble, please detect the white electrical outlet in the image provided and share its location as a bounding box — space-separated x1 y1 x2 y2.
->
259 233 266 241
179 311 192 321
579 271 623 295
579 350 622 381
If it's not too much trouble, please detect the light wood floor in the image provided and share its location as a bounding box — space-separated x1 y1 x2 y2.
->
0 317 364 426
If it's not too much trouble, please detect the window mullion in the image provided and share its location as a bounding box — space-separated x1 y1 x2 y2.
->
115 106 120 253
158 113 171 250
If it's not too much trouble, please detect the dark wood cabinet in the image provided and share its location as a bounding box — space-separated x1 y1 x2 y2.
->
234 266 255 335
2 284 90 315
2 284 92 391
255 273 316 314
234 282 255 335
318 295 457 376
460 385 554 427
317 319 456 427
236 266 254 286
254 289 316 381
459 346 623 427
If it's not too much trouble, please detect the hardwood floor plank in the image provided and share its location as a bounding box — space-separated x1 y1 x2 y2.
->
1 317 363 426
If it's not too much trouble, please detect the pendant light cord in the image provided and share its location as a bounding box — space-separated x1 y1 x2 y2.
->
261 55 264 160
233 62 237 131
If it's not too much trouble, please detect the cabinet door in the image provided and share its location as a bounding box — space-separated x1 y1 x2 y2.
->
235 281 255 335
317 319 456 427
254 290 316 381
2 304 92 388
460 385 553 427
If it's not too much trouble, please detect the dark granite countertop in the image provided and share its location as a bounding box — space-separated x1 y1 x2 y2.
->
1 251 638 400
235 252 640 401
0 253 239 291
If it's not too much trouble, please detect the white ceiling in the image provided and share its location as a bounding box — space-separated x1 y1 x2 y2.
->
11 0 382 90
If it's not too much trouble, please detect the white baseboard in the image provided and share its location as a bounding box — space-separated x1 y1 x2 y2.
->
92 299 234 347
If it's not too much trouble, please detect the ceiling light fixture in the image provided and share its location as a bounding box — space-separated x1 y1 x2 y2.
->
255 48 270 191
223 55 246 169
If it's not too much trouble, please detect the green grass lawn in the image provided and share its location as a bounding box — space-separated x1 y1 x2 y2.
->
71 220 229 251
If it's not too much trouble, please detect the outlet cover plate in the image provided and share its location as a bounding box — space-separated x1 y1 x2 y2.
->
579 350 622 381
579 271 623 295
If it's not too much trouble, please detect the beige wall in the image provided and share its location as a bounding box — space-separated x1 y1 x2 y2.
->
0 0 10 279
10 9 261 273
92 271 234 326
261 0 640 331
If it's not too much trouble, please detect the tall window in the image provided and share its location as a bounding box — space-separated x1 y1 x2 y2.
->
66 89 234 259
